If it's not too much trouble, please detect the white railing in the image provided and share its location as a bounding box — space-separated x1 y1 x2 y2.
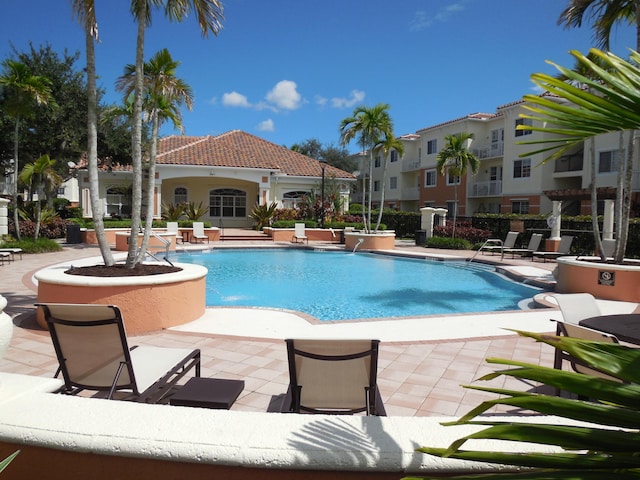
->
401 187 420 201
468 180 502 197
472 143 504 159
401 159 421 172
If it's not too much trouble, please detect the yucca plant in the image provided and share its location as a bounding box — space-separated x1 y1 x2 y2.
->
161 202 186 221
249 201 278 230
407 330 640 479
184 201 208 221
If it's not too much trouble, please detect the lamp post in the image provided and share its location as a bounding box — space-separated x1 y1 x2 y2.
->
320 160 326 229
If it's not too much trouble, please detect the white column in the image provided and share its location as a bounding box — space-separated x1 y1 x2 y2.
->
420 207 436 238
435 208 448 227
0 198 8 236
602 199 615 240
550 201 562 240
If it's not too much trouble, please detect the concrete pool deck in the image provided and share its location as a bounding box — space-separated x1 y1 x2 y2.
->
1 236 638 419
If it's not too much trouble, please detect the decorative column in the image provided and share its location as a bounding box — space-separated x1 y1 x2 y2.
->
0 197 8 236
545 200 562 252
420 207 436 238
435 208 448 227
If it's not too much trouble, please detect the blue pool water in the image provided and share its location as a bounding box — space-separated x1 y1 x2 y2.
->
173 249 540 321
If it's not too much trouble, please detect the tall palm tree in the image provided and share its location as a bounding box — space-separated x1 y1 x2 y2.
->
126 0 223 267
70 0 115 265
339 103 393 233
436 132 480 238
19 154 62 240
0 60 56 241
372 133 404 231
116 48 193 262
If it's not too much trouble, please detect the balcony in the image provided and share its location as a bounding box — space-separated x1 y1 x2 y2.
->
401 158 421 172
554 153 583 174
401 187 420 201
472 143 504 159
468 180 502 197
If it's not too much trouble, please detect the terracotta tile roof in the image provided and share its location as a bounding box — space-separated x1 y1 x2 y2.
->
416 112 500 133
157 130 355 179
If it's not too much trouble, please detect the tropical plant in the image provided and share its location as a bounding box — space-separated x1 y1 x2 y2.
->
339 103 394 233
372 133 404 232
19 154 62 239
161 201 186 221
249 201 278 230
517 48 640 263
184 200 208 221
0 59 56 241
0 450 19 474
71 0 115 266
436 132 480 238
409 329 640 479
125 0 223 268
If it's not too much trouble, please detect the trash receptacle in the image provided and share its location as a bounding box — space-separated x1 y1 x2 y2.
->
415 230 427 246
66 224 82 244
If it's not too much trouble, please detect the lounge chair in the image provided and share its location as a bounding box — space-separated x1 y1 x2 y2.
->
166 222 182 244
552 319 622 389
504 233 543 258
553 293 601 325
283 338 386 415
191 222 209 243
0 251 10 265
532 235 574 262
0 247 23 261
292 223 308 244
37 303 201 403
480 231 519 257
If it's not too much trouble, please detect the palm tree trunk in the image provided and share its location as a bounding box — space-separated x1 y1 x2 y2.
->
85 26 114 265
12 119 21 241
588 137 604 259
126 8 146 268
136 110 159 263
366 149 373 233
374 155 387 232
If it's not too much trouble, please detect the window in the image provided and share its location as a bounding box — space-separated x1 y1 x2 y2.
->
374 156 381 168
174 187 188 205
57 187 65 195
424 169 436 187
423 201 435 208
598 150 622 173
489 166 502 181
515 118 532 137
390 176 397 189
446 172 460 185
513 158 531 178
106 186 131 218
427 139 437 154
446 201 457 219
282 190 309 209
209 188 247 218
373 180 380 192
390 150 398 163
511 200 529 214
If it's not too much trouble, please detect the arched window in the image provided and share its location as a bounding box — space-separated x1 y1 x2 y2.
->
209 188 247 218
282 191 309 209
174 187 188 205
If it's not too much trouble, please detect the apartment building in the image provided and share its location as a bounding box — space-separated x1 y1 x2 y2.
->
353 94 640 218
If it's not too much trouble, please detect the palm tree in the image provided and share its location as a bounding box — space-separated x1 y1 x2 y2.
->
372 133 404 231
126 0 223 268
70 0 115 266
19 154 62 240
339 103 393 233
436 132 480 238
0 60 56 241
558 0 640 51
115 48 193 262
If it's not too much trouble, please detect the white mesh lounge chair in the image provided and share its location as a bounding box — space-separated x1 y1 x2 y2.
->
480 231 519 256
553 293 601 325
504 233 543 258
532 235 574 262
0 247 22 261
166 222 182 244
191 222 209 243
37 303 201 403
292 223 308 244
283 339 386 415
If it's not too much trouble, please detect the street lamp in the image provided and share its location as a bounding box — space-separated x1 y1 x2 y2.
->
319 160 326 229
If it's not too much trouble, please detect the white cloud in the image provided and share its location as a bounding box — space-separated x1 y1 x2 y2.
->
257 118 275 132
410 1 468 31
221 91 251 108
315 95 328 107
331 90 365 109
265 80 302 110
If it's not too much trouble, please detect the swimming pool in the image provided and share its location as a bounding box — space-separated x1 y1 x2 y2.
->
173 249 541 321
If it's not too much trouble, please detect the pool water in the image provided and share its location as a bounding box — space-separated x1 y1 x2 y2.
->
173 249 541 321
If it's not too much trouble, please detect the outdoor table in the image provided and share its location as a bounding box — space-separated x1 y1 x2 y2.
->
579 314 640 346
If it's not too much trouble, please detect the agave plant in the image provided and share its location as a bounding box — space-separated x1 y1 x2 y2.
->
249 201 278 231
184 201 208 221
161 202 186 221
407 330 640 479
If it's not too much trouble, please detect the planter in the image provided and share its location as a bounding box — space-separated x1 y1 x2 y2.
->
556 256 640 303
35 262 208 334
0 295 13 360
344 231 396 251
114 231 177 252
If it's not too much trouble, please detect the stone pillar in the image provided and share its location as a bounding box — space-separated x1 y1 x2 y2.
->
435 208 448 227
545 200 562 252
602 199 615 240
420 207 436 238
0 197 8 236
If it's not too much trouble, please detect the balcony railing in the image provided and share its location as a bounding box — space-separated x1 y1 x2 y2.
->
472 143 504 159
400 187 420 201
468 180 502 197
401 158 421 172
554 154 583 173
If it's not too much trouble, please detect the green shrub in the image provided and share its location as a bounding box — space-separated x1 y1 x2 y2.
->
425 236 471 250
2 237 62 253
272 220 318 228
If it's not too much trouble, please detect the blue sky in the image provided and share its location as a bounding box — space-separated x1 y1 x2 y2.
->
1 0 636 153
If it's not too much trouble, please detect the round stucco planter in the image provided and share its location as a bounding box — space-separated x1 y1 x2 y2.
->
556 256 640 302
344 231 396 251
0 295 13 360
34 263 208 334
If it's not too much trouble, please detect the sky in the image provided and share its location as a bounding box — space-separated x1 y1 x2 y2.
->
1 0 637 153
